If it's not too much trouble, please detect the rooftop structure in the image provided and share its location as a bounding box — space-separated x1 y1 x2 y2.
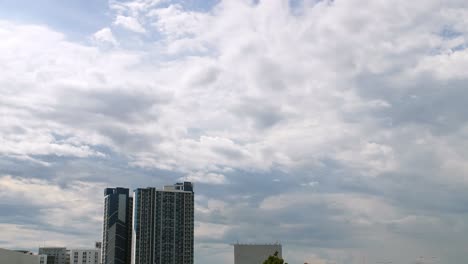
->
233 243 282 264
0 248 40 264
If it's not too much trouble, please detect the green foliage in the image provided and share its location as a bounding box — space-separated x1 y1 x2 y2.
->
262 251 288 264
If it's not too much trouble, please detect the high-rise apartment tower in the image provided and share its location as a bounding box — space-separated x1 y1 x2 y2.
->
102 187 133 264
132 182 194 264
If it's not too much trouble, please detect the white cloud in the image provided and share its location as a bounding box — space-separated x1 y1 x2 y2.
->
0 175 105 245
114 15 146 33
0 223 94 249
182 171 227 185
411 49 468 80
300 181 318 187
148 4 209 39
92 27 118 46
110 0 165 16
195 221 229 240
0 132 105 160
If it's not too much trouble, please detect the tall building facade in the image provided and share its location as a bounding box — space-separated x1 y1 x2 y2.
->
38 247 67 264
102 187 133 264
132 182 194 264
233 243 282 264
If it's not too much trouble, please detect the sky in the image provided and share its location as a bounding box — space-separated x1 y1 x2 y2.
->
1 0 468 263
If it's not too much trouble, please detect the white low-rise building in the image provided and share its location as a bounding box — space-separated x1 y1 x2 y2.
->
38 247 67 264
69 249 100 264
39 254 49 264
233 243 282 264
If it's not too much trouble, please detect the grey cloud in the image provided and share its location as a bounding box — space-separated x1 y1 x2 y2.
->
0 203 42 226
47 88 170 123
211 145 245 160
187 66 220 86
354 73 468 134
231 99 287 129
97 125 160 152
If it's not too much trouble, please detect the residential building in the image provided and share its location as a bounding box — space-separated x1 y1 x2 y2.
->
102 187 133 264
38 247 67 264
0 248 40 264
65 250 70 264
132 182 194 264
14 250 35 255
69 249 100 264
233 243 282 264
94 242 101 251
39 254 54 264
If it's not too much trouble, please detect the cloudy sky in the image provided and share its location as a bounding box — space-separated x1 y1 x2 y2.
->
1 0 468 263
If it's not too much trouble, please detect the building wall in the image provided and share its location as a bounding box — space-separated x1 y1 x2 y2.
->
132 182 194 264
39 254 55 264
0 248 39 264
102 187 133 264
234 244 282 264
69 249 100 264
38 247 67 264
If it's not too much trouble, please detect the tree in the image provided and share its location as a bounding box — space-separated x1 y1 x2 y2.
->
262 251 288 264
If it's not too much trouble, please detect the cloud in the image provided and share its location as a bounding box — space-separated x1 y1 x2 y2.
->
110 0 165 16
183 172 227 185
92 27 118 46
114 15 146 33
2 0 468 263
148 4 209 39
195 221 229 240
0 175 105 248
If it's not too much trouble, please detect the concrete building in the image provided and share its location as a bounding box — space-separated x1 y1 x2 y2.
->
0 248 40 264
94 242 102 251
233 243 282 264
132 182 194 264
39 254 54 264
38 247 67 264
69 249 100 264
102 187 133 264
